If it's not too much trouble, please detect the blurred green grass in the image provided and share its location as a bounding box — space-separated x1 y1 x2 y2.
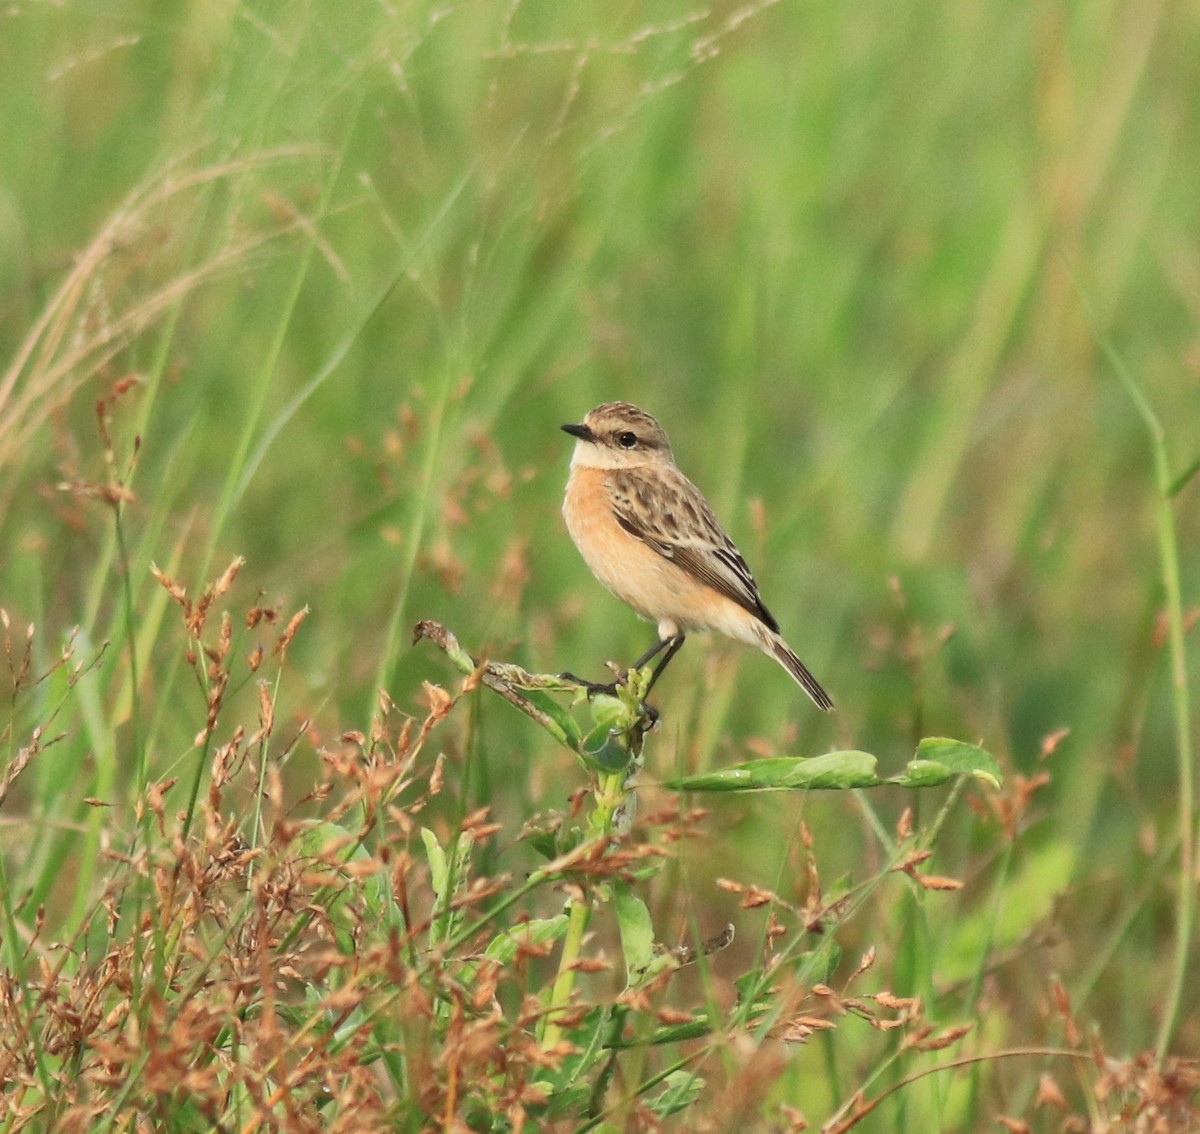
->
1 0 1197 1123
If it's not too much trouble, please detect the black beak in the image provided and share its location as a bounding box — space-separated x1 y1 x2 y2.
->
561 422 594 441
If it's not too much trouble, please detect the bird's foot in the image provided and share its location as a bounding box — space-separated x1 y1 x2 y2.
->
559 671 659 727
558 671 622 697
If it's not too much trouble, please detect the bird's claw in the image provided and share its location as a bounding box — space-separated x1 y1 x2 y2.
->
637 701 659 727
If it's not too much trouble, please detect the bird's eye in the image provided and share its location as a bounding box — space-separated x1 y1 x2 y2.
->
617 431 638 449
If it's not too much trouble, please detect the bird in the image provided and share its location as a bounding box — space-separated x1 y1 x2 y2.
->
560 401 833 711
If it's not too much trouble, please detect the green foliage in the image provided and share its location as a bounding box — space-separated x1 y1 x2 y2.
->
1 0 1199 1130
664 738 1001 792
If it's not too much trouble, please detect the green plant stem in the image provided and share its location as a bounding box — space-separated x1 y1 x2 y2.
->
1103 339 1194 1061
540 890 594 1051
593 769 629 831
541 769 628 1052
1150 434 1195 1063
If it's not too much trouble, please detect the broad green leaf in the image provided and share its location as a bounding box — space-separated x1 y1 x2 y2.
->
420 827 448 898
666 740 1002 793
588 694 628 729
580 692 652 771
296 820 356 859
538 1083 591 1118
582 725 637 772
664 750 878 792
520 688 584 750
891 759 953 787
615 884 655 981
906 737 1001 789
293 821 399 944
482 915 570 964
459 915 572 996
422 828 474 947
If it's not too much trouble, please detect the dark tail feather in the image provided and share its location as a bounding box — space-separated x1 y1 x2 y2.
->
768 636 834 711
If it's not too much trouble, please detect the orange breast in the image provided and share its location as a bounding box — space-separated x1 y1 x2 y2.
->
562 466 754 639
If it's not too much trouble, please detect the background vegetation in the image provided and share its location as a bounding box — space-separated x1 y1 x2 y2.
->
1 0 1197 1129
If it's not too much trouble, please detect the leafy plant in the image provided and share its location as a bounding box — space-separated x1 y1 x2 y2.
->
0 595 1004 1131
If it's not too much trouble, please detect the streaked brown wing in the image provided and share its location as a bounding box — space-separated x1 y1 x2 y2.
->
609 468 779 632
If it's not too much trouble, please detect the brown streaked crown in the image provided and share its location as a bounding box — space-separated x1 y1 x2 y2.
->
579 402 673 458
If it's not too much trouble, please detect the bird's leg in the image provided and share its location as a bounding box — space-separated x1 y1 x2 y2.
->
559 634 681 699
643 634 685 695
628 635 675 672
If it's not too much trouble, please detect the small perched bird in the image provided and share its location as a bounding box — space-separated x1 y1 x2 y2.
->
561 401 833 710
